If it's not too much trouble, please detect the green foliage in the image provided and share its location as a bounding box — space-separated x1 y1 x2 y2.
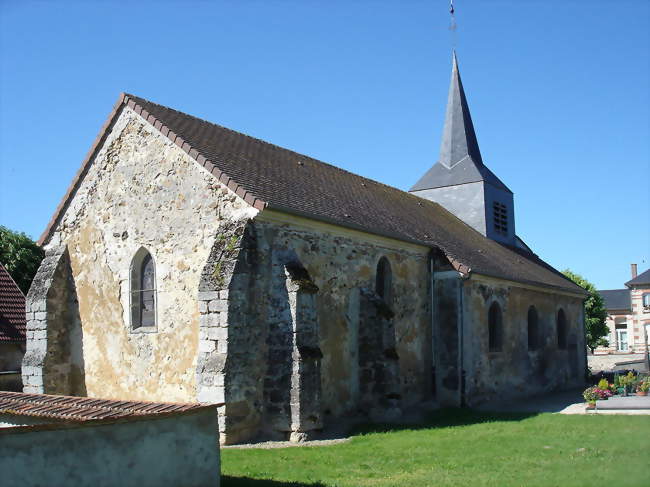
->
619 371 637 388
639 377 650 392
0 225 44 295
221 410 650 486
562 269 609 353
582 386 599 404
597 378 610 391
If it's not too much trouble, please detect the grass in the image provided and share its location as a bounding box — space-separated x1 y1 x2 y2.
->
221 409 650 487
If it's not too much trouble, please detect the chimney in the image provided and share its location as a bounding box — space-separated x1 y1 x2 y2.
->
631 263 638 279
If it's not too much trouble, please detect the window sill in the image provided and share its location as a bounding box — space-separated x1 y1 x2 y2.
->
130 327 158 334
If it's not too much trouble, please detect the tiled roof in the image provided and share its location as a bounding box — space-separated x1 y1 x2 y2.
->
598 289 631 311
0 264 26 343
625 268 650 287
39 93 585 295
0 391 205 422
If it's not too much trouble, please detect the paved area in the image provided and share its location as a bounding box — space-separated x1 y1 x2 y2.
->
588 353 645 371
595 394 650 410
477 388 650 415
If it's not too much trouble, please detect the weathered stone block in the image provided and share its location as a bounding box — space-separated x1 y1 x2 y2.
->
198 291 219 301
209 300 229 313
199 340 216 353
206 327 227 341
22 385 42 394
32 330 47 340
198 386 225 404
30 320 47 330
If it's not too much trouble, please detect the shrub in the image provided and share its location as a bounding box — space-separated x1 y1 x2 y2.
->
597 378 611 391
583 386 599 404
620 372 637 389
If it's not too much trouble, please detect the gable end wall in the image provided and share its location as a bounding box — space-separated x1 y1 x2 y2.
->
32 106 255 402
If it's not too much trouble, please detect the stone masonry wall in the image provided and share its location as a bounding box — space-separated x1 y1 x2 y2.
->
33 106 255 402
264 256 322 442
253 215 432 425
197 213 432 444
462 276 586 405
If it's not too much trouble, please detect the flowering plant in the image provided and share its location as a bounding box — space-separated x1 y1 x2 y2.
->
594 388 612 399
597 378 614 392
583 386 599 404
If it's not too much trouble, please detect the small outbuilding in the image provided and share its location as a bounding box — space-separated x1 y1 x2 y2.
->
0 391 221 487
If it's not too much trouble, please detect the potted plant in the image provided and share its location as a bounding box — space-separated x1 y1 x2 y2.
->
596 378 613 399
637 378 650 396
619 372 637 397
613 374 624 395
583 386 599 409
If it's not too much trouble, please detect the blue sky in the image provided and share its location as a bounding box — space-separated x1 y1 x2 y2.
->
0 0 648 290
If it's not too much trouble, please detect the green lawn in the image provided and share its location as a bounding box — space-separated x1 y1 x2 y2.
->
221 409 650 487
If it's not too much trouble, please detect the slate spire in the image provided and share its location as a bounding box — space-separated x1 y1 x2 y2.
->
439 51 483 168
410 52 510 193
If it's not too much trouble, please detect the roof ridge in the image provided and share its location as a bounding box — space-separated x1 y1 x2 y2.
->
124 93 428 198
37 92 586 294
0 262 25 299
122 93 486 272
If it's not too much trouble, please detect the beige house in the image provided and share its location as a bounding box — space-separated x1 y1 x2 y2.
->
22 54 587 444
598 265 650 354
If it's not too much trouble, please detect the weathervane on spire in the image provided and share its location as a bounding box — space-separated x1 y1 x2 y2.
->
449 0 457 46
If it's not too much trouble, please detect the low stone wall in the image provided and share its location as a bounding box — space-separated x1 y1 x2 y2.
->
0 407 220 487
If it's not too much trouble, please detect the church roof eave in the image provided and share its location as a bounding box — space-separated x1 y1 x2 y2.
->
38 92 584 295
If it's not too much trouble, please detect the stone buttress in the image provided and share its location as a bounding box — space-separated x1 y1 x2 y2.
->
22 247 85 395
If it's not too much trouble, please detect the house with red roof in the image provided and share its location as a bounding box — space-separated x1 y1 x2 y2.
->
22 54 587 444
0 263 26 390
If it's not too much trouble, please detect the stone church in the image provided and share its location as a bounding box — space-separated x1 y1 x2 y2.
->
23 54 587 444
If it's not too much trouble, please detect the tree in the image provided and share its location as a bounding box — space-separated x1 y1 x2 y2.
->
562 269 609 354
0 225 44 295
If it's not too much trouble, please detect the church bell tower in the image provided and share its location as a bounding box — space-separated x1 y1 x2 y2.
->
410 53 516 246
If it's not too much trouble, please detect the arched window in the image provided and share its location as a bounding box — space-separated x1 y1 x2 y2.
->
488 302 503 352
557 309 567 349
527 306 539 351
131 248 157 330
375 257 392 303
